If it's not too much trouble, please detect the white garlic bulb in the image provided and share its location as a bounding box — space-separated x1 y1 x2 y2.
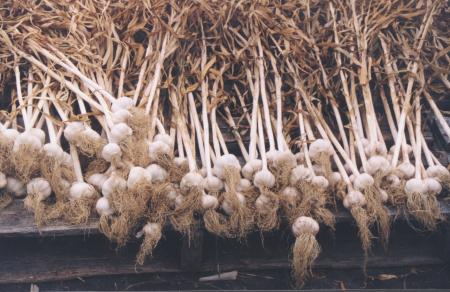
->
6 177 26 197
146 164 168 183
127 166 152 189
110 123 133 143
96 197 113 216
253 169 276 188
292 216 319 237
64 122 85 142
27 178 52 201
69 182 96 200
102 143 122 162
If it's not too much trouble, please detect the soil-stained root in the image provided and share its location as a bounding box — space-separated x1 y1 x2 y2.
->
136 222 162 265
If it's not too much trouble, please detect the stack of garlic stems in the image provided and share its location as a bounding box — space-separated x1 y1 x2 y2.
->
0 0 449 287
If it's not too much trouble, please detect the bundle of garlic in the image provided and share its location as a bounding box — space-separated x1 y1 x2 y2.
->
0 0 449 287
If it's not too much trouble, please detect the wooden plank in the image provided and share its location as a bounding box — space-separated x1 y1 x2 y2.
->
0 200 98 238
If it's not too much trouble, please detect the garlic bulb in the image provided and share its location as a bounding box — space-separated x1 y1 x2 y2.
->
329 172 342 187
290 165 314 185
102 143 122 162
110 123 133 143
396 162 415 179
201 194 219 210
81 127 102 141
69 182 96 200
148 141 172 160
311 176 329 189
2 128 19 142
255 193 270 211
205 175 224 192
242 159 262 180
146 164 168 183
404 178 427 196
63 121 85 142
29 128 46 145
253 169 276 188
272 150 297 169
127 166 152 189
213 154 241 179
111 109 131 124
309 139 334 161
366 155 390 175
353 173 375 191
111 96 134 112
180 172 204 193
26 178 52 201
13 132 42 152
237 178 252 192
386 174 400 187
6 177 26 197
0 172 6 189
42 143 65 161
424 178 442 195
265 149 279 164
426 165 450 181
222 192 246 215
102 174 127 197
143 222 162 236
343 190 366 209
96 197 113 216
292 216 319 237
174 157 188 167
154 133 173 148
281 186 299 202
87 173 108 190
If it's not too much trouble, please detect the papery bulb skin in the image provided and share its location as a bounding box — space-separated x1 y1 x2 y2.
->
201 194 219 210
42 143 65 161
101 175 126 197
87 173 108 190
69 182 96 200
180 172 204 193
2 128 19 142
110 123 133 143
6 177 26 197
102 143 122 162
343 190 366 209
426 165 450 182
13 132 42 152
309 139 334 161
329 172 342 187
146 164 168 183
111 109 131 124
242 159 262 180
0 172 6 189
83 127 99 139
237 178 252 192
213 154 242 179
29 128 46 145
354 173 375 191
290 165 314 185
424 178 442 195
111 97 134 113
272 150 297 169
205 175 224 192
404 178 427 196
311 176 329 189
396 162 415 179
143 222 162 236
253 169 276 188
27 178 52 201
127 166 152 189
367 156 390 175
96 197 113 216
64 122 85 142
292 216 319 237
281 187 299 202
154 133 173 148
148 141 172 160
